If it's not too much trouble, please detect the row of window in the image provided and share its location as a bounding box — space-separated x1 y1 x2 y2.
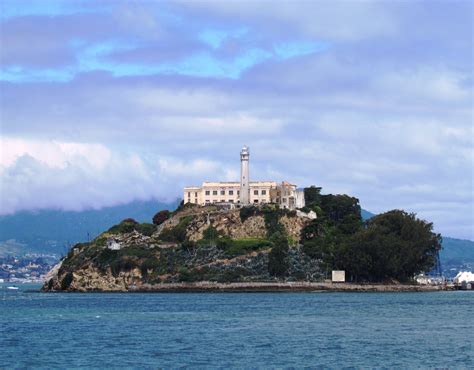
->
202 199 266 204
199 189 268 196
188 189 269 198
205 199 236 204
204 189 239 196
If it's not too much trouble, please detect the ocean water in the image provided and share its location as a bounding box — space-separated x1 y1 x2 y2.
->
0 284 472 368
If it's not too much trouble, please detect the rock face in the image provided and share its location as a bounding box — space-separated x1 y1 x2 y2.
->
43 205 323 292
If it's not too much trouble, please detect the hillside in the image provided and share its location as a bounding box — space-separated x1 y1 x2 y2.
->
0 199 179 256
43 204 322 291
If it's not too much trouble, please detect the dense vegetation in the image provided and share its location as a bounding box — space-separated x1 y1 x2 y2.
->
152 210 171 225
268 232 289 277
239 204 293 276
159 216 194 242
302 186 442 282
107 219 156 236
196 225 272 257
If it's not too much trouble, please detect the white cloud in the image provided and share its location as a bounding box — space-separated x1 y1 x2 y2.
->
179 1 397 41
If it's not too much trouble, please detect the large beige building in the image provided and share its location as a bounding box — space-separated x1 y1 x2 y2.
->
184 147 305 210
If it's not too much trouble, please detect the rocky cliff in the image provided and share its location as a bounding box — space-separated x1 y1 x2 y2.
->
43 204 324 292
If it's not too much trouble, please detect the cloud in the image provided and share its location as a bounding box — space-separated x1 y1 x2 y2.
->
0 38 329 82
0 0 105 20
198 27 248 49
0 137 238 214
0 1 472 240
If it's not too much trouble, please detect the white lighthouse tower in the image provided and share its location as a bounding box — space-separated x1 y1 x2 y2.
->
240 146 250 205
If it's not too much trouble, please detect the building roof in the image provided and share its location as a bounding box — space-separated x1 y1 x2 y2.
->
185 180 297 189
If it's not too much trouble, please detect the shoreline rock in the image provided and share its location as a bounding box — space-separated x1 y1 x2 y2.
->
43 281 453 293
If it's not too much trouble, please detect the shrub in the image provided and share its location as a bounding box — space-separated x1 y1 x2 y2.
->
268 232 289 277
110 258 137 277
60 272 74 290
173 201 198 214
107 219 157 236
304 186 322 207
108 220 137 234
122 218 138 224
178 267 196 282
140 258 161 277
152 210 171 225
216 269 245 283
159 216 194 242
94 236 107 247
218 237 271 257
135 223 156 236
95 248 118 267
262 210 285 238
203 225 220 240
239 206 258 222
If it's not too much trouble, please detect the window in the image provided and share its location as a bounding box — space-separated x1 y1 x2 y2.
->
254 199 259 203
221 200 225 203
254 190 258 195
205 200 210 204
213 190 218 195
195 192 198 197
237 191 240 195
220 190 225 195
229 190 234 195
282 198 287 203
262 190 266 195
188 192 191 197
229 199 234 203
205 190 210 195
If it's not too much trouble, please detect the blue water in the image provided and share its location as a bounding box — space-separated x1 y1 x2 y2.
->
1 284 473 368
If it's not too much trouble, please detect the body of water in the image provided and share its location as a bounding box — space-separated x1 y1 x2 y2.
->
1 283 472 367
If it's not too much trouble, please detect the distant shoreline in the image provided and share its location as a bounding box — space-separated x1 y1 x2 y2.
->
43 281 454 293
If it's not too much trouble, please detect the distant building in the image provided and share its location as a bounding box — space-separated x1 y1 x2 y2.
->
184 146 305 210
107 239 121 250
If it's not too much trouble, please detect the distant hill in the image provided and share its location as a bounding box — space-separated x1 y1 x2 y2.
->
440 237 474 265
361 209 376 221
0 199 180 256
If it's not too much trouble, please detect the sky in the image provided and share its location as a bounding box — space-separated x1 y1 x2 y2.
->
0 0 472 240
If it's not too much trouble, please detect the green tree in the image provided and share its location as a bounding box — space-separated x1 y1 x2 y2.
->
304 210 442 282
304 186 322 206
319 194 362 234
152 210 171 225
268 232 289 277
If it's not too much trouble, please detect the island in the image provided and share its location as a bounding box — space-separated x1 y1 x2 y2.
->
42 185 447 292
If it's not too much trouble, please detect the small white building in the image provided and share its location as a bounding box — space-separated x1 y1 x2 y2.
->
453 271 474 284
107 239 121 250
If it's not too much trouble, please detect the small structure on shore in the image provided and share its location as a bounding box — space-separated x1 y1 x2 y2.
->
453 271 474 290
332 270 345 283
